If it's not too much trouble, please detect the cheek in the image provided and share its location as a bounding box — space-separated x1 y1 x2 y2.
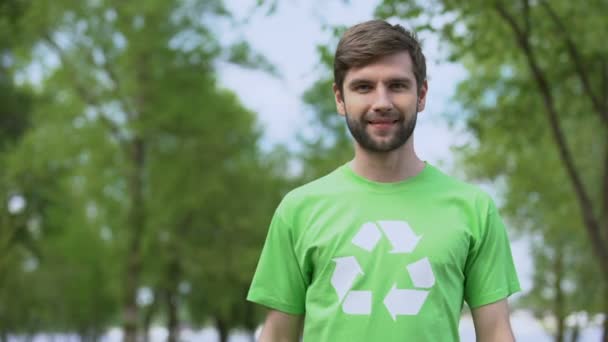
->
395 98 418 112
344 96 370 113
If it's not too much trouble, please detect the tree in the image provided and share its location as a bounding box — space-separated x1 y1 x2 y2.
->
297 30 353 182
0 2 40 339
6 0 281 340
0 0 33 261
375 0 608 339
1 87 124 339
141 89 288 341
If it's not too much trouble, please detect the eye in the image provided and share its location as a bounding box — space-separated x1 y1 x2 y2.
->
354 84 372 93
390 83 408 91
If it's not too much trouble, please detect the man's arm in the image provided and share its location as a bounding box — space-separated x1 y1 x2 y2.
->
471 299 515 342
258 309 304 342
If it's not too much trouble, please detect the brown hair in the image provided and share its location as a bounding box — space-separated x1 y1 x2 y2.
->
334 20 426 94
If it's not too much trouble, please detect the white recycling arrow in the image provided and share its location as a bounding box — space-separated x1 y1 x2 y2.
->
383 284 429 320
331 256 364 301
343 290 372 315
377 220 422 254
351 222 382 252
407 257 435 288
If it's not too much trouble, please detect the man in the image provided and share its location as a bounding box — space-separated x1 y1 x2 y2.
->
247 20 520 342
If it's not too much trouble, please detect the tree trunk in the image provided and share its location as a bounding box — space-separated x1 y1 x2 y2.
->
568 323 579 342
243 291 257 342
78 330 86 342
166 288 179 342
216 317 229 342
604 171 608 342
603 282 608 342
122 137 146 342
164 241 182 342
495 2 608 284
554 247 565 342
80 329 98 342
141 288 159 342
166 276 179 342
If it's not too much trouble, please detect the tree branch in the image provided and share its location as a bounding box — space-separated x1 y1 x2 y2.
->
495 2 525 39
539 0 608 126
0 223 20 262
94 37 139 119
100 58 138 118
603 138 608 243
494 2 608 279
521 0 531 37
43 33 125 142
603 58 608 110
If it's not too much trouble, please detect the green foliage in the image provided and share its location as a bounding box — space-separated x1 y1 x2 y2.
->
0 84 30 151
374 0 608 333
0 84 123 335
297 32 353 181
226 40 278 76
0 0 292 339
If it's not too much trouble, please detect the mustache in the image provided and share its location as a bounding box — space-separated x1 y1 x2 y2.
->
363 111 403 122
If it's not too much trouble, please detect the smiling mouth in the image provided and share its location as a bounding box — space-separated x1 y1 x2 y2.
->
368 120 399 125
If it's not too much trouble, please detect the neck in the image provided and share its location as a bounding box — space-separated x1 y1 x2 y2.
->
350 138 425 183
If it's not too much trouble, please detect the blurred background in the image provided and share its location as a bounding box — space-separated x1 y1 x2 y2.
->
0 0 606 341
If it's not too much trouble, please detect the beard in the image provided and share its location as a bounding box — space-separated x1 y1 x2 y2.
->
345 104 418 153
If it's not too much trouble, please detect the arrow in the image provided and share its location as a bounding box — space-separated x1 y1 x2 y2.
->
351 222 382 252
383 284 429 320
377 221 421 253
331 256 364 301
407 257 435 288
342 290 372 315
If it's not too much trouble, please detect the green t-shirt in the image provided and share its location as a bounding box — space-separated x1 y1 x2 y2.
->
247 163 520 342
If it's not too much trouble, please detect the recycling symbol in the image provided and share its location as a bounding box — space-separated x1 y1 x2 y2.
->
331 220 435 320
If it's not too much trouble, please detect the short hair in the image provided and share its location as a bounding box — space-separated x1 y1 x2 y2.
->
334 20 426 94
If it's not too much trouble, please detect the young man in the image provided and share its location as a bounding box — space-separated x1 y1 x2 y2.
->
247 20 520 342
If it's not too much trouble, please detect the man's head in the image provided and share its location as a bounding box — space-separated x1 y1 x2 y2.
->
333 20 428 153
334 20 426 95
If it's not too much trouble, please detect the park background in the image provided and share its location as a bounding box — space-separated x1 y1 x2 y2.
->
0 0 606 341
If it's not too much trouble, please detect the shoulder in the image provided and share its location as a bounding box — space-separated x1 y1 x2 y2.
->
279 167 345 209
272 166 351 226
428 165 491 198
428 166 506 247
425 164 497 218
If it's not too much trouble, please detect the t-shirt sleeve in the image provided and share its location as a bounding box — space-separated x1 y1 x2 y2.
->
463 194 521 309
246 203 307 315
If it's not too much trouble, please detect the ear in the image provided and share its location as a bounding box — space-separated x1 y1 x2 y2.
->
333 83 346 116
417 80 428 112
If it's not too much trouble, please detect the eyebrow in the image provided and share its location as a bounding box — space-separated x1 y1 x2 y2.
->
347 78 373 88
347 77 414 87
386 77 414 85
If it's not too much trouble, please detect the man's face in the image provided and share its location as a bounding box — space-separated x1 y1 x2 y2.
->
333 52 427 153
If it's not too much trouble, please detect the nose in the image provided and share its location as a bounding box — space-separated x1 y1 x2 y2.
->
370 85 393 113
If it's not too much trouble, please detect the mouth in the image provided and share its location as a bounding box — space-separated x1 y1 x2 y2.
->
368 119 399 128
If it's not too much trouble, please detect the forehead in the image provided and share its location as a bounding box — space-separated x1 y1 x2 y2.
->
343 52 415 84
